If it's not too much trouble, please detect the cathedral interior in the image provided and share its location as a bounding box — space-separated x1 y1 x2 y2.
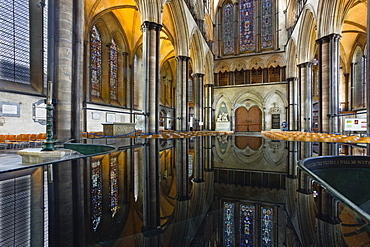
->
0 0 370 246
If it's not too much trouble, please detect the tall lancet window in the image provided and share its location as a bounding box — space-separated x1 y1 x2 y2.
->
240 0 255 52
110 156 118 217
91 159 103 231
261 0 274 49
90 26 102 98
109 39 118 101
223 3 234 55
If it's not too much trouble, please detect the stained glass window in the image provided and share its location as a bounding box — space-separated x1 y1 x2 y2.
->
91 160 102 231
240 0 255 52
133 55 139 107
90 26 102 98
223 202 235 246
240 204 255 246
261 0 273 49
223 3 234 55
261 207 273 246
109 39 118 101
110 156 119 217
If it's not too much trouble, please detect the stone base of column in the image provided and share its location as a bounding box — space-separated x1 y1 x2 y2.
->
18 148 80 165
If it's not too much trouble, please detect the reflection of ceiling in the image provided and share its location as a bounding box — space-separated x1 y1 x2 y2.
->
341 2 367 63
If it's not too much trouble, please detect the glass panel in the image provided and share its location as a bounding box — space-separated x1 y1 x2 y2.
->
109 39 118 101
261 0 273 49
261 207 273 246
240 204 255 246
224 202 234 246
223 3 234 55
240 0 255 52
91 159 102 231
90 26 102 98
0 0 30 84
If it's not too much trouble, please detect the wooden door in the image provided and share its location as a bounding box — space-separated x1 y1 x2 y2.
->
235 106 262 132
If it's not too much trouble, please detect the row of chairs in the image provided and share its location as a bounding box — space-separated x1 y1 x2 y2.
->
0 133 47 151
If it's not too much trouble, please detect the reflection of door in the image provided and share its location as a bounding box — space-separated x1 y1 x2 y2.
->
235 106 262 132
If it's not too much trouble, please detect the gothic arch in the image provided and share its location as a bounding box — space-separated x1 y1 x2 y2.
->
286 39 298 78
233 90 264 107
264 90 288 108
266 56 286 68
214 61 231 73
190 29 205 74
230 60 248 71
249 58 265 70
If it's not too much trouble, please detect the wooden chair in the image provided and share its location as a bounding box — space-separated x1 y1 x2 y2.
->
0 135 8 151
5 135 21 149
29 133 43 147
17 134 31 148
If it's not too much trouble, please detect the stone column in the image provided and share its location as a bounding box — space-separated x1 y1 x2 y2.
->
193 73 204 130
141 21 162 134
175 56 190 131
51 0 74 142
31 167 44 247
287 77 298 131
316 34 341 133
367 0 370 153
204 84 214 130
298 62 313 132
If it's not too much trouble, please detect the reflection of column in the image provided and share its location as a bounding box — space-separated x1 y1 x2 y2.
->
141 22 162 134
298 62 313 131
316 186 341 224
193 136 204 183
142 139 161 243
287 77 298 131
49 162 74 246
204 84 214 130
287 141 298 178
193 73 204 130
316 34 341 133
175 139 190 200
204 136 214 171
175 56 190 131
31 167 44 246
367 1 370 153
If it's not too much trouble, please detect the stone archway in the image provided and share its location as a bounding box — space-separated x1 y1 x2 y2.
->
235 106 262 132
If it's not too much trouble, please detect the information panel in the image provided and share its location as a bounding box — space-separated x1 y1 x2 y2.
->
344 118 367 131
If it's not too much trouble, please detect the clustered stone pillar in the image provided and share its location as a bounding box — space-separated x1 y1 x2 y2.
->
141 21 162 134
367 0 370 154
316 34 341 134
204 84 214 130
287 77 298 131
193 73 204 130
298 62 313 132
193 136 204 183
175 56 190 131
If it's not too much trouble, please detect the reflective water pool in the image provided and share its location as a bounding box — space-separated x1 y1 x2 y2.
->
0 135 368 246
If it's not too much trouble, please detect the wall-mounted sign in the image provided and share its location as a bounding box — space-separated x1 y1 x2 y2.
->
344 118 367 131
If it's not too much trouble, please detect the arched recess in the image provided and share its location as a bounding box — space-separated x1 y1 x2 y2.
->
285 38 298 78
264 90 288 130
235 106 262 132
297 8 317 63
190 29 205 74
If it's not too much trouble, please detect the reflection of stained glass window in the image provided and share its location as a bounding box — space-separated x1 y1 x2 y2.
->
110 156 119 217
261 0 273 49
240 204 254 246
261 207 273 246
223 3 234 55
223 202 234 246
109 39 118 101
90 26 102 98
91 160 102 231
240 0 255 52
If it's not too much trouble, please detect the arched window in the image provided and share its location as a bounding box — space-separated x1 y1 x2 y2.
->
90 26 102 98
223 3 235 55
352 47 365 109
251 67 263 83
109 39 118 102
240 0 255 52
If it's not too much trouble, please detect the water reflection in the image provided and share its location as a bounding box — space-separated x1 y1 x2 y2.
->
0 135 369 246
